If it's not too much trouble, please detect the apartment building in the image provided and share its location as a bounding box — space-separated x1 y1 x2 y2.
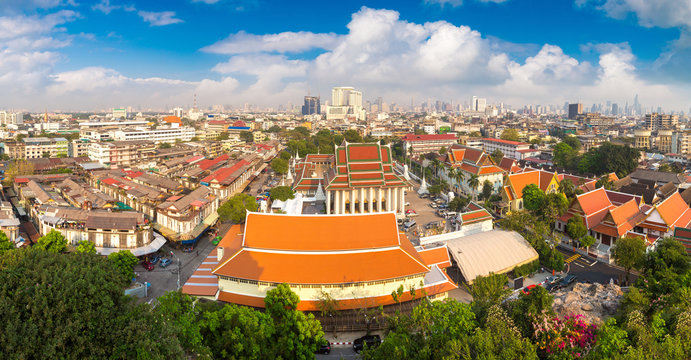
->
87 140 156 168
5 137 68 159
112 126 195 143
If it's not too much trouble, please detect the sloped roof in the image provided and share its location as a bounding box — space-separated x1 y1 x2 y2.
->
506 170 556 200
655 192 691 228
324 142 408 190
417 246 452 268
445 230 539 284
213 212 431 284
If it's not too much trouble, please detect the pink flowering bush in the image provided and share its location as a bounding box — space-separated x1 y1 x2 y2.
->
534 314 597 359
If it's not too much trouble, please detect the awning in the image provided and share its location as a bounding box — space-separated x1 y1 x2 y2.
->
96 233 167 257
203 212 219 226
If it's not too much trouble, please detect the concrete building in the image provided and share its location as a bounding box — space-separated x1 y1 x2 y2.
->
112 108 127 119
6 137 69 159
645 113 678 130
402 133 458 157
657 129 673 153
112 126 195 143
634 129 652 149
326 87 365 121
0 111 23 125
568 103 583 120
88 141 156 168
481 138 532 160
301 96 320 115
155 186 219 244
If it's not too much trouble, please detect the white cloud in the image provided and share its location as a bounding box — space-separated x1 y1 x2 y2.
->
92 0 120 14
192 0 222 3
202 31 342 54
138 11 183 26
588 0 691 29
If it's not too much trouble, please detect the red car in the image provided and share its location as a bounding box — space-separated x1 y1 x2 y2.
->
521 284 537 295
142 261 154 271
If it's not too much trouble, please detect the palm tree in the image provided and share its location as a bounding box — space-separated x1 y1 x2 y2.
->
453 168 465 195
440 179 450 193
469 174 480 200
431 158 441 179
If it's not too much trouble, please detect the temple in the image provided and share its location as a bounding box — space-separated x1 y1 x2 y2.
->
183 212 456 311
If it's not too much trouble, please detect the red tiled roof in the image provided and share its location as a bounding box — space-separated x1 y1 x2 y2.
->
417 246 452 268
198 154 229 171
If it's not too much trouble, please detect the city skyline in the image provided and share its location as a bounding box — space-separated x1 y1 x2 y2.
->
2 0 691 111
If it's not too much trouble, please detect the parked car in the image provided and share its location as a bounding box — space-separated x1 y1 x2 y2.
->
149 255 161 265
544 275 564 292
353 335 381 353
521 284 538 295
142 261 154 271
558 274 577 289
160 258 172 268
429 203 438 209
403 219 417 231
315 339 331 355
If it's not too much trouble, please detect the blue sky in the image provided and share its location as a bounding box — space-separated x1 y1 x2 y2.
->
2 0 691 111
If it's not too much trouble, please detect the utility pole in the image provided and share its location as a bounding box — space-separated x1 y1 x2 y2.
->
170 251 180 290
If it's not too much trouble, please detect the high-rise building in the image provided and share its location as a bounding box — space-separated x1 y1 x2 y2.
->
611 103 618 115
301 96 320 115
326 87 365 121
112 108 127 120
172 107 184 118
471 96 486 112
0 111 23 125
568 103 583 120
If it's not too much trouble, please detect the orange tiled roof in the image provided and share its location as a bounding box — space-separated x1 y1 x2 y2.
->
214 248 430 284
214 213 431 284
656 192 691 228
417 246 452 268
506 170 556 200
182 248 220 296
576 188 612 216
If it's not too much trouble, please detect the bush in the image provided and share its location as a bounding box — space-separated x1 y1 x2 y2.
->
514 260 540 278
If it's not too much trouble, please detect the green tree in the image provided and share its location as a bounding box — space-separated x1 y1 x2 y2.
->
448 196 469 212
553 142 577 169
107 250 138 284
468 174 480 200
75 240 96 254
0 248 185 359
279 151 291 161
580 235 596 250
199 302 273 359
596 174 615 190
154 291 209 357
481 180 493 200
509 285 554 338
540 192 569 224
563 135 582 151
0 231 13 254
270 157 288 175
267 125 282 133
35 229 67 253
3 160 34 186
240 131 254 143
566 215 588 240
269 186 295 201
264 284 325 359
612 235 647 285
217 132 230 141
343 129 363 142
158 142 172 149
500 128 520 142
438 146 447 155
522 184 545 212
558 178 577 199
468 272 509 321
218 193 258 223
490 149 504 163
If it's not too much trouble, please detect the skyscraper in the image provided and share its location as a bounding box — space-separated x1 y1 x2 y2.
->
302 96 320 115
568 103 582 120
326 87 365 121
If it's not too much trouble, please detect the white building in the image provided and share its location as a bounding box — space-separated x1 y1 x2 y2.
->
0 111 23 125
326 87 366 121
481 138 532 160
112 108 127 119
112 126 195 143
173 107 184 118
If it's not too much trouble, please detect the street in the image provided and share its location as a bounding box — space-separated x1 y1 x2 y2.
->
556 247 636 285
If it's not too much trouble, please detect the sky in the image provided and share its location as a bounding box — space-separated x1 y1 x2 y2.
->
2 0 691 112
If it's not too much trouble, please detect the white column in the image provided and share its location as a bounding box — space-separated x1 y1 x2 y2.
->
377 188 383 212
351 189 357 214
392 188 398 214
334 190 340 214
326 190 331 215
369 187 374 213
386 188 392 212
359 188 365 213
340 190 346 214
399 187 405 216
